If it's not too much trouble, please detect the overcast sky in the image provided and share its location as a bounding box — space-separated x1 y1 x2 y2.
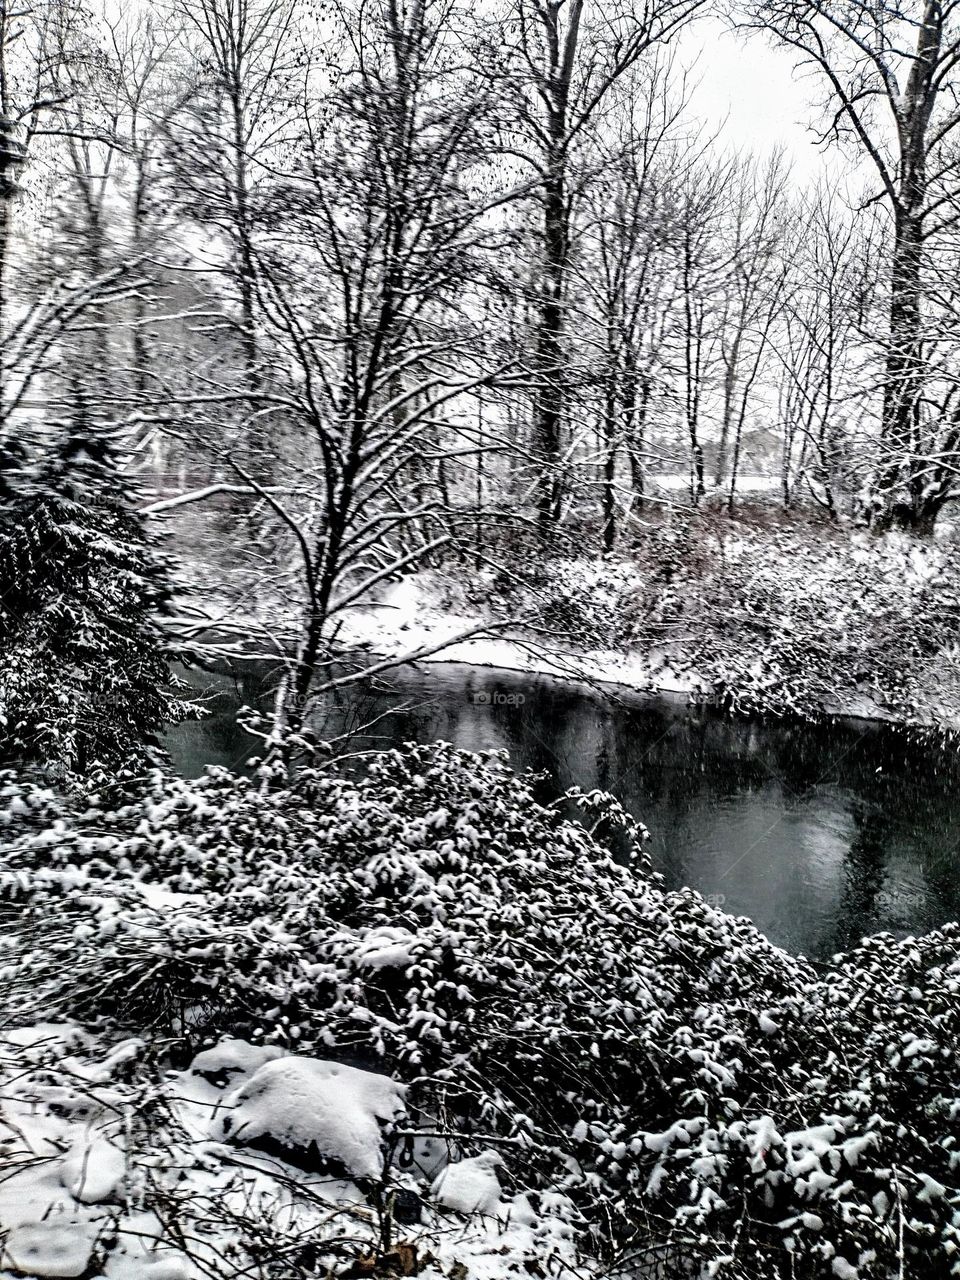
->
678 17 837 183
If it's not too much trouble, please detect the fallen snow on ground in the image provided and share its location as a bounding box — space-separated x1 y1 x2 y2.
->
173 533 960 728
174 565 890 719
169 570 696 701
0 1027 589 1280
59 1137 125 1203
1 1220 98 1278
335 574 699 700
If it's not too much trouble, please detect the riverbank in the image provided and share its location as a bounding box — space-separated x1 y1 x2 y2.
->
175 517 960 731
332 569 905 725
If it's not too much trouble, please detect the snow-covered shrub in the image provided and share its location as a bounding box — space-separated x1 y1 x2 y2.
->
3 746 960 1276
685 530 960 721
6 892 302 1036
533 561 639 647
625 924 960 1279
0 1023 585 1280
792 927 960 1276
466 558 639 649
0 750 807 1223
470 520 960 724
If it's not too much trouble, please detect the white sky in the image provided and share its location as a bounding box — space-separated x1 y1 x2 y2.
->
678 17 838 184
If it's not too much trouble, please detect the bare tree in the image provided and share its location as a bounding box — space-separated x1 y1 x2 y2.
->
169 0 298 401
105 10 188 408
714 151 789 495
774 183 880 514
503 0 706 533
573 60 691 548
672 153 734 501
186 0 529 743
0 0 86 407
748 0 960 528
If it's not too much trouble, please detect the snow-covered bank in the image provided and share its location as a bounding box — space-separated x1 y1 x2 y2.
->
332 572 907 725
338 525 960 728
338 573 701 696
5 743 960 1279
178 521 960 729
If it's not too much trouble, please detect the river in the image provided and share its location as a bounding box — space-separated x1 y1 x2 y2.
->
165 660 960 961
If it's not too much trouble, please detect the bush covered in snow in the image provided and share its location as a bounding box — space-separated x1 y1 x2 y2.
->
2 745 960 1277
679 528 960 722
474 559 640 651
0 1023 580 1280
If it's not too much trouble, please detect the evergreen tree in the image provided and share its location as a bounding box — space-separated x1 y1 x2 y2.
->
0 421 186 781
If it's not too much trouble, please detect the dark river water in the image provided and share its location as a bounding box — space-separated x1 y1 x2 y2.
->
165 661 960 961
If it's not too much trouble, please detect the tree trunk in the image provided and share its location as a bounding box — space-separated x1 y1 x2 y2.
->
601 376 617 552
231 101 259 399
131 166 150 404
716 332 742 487
682 242 706 504
625 366 649 508
535 165 567 533
879 205 924 511
0 194 9 415
876 0 940 523
0 112 19 407
531 0 583 537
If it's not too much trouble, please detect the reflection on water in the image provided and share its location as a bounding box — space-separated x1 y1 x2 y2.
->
165 661 960 961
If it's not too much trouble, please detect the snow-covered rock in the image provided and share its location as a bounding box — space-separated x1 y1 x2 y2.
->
1 1219 97 1277
59 1137 125 1203
213 1055 406 1178
431 1150 504 1215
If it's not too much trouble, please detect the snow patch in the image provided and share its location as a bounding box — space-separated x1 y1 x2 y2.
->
135 1257 197 1280
1 1219 97 1277
59 1137 125 1203
831 1260 858 1279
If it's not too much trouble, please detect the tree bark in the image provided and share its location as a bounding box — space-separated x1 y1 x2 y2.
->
601 374 617 551
879 206 924 504
531 0 582 536
535 163 568 531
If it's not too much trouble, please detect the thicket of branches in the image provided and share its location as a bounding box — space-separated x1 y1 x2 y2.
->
5 4 960 521
6 0 960 724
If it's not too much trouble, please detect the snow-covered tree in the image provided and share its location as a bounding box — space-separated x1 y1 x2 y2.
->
0 422 185 780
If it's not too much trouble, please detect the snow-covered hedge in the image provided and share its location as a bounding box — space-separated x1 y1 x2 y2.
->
2 746 960 1277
